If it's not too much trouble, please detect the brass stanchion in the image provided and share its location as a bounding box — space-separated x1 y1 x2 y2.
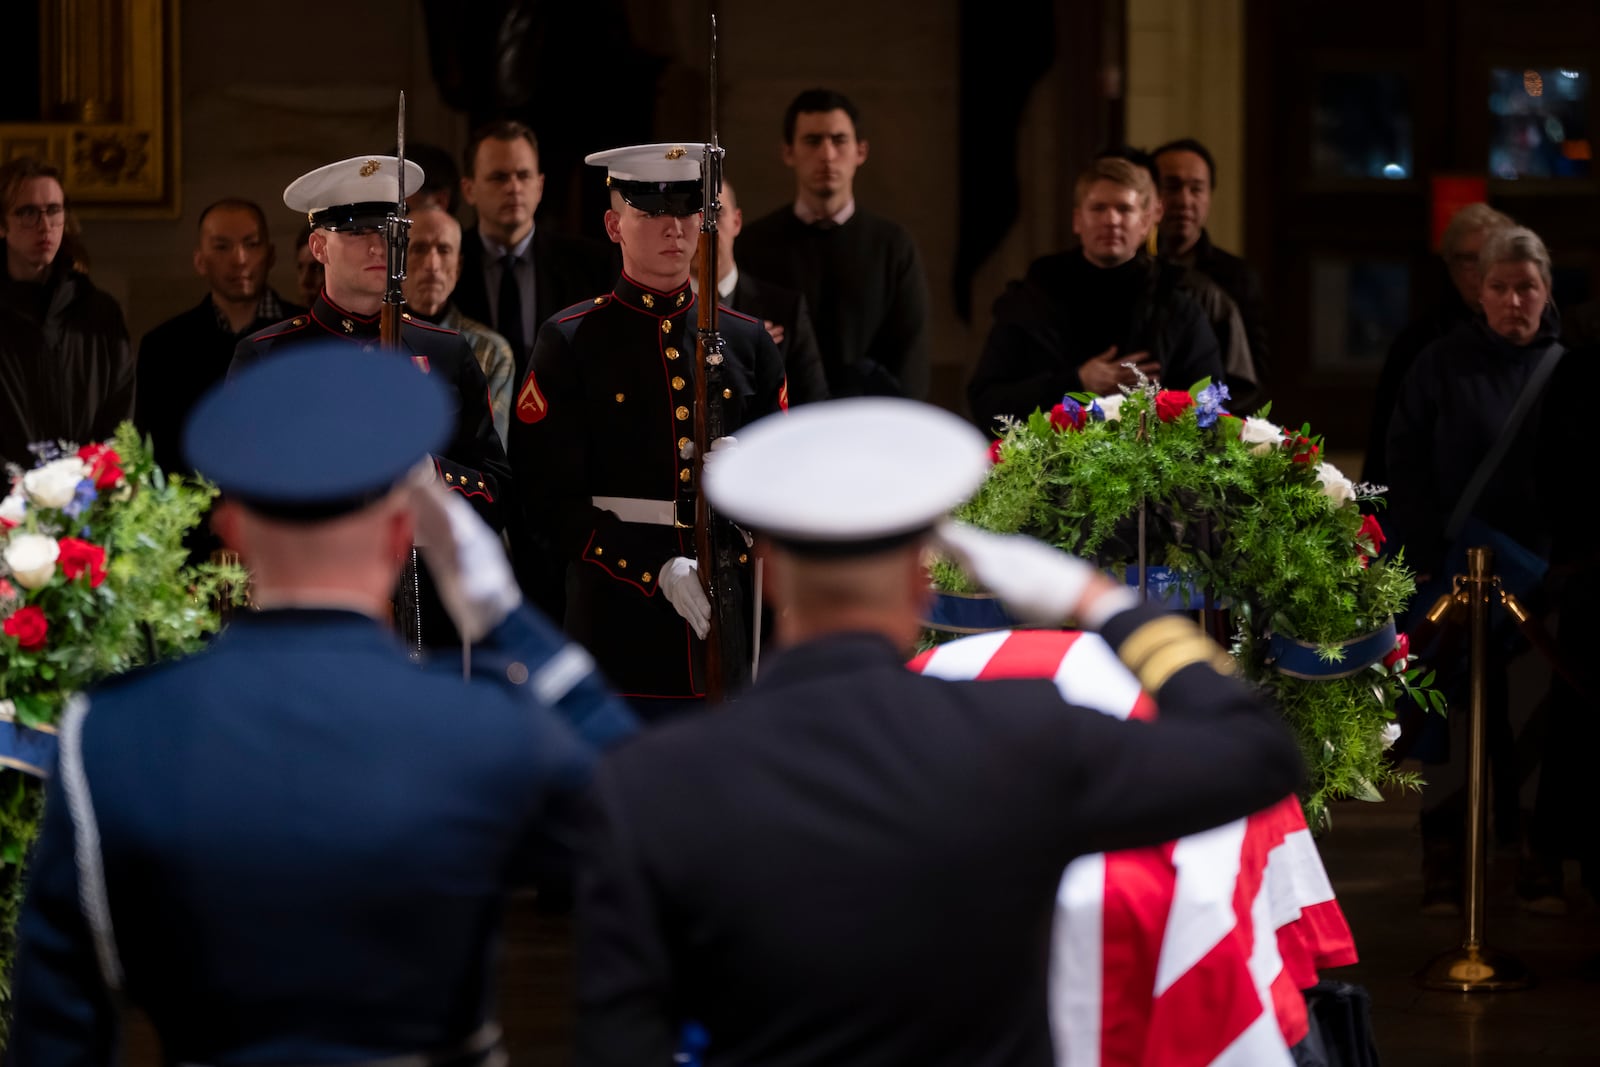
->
1418 546 1534 992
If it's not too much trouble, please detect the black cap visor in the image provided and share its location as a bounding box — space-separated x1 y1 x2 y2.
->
611 179 703 217
310 201 397 232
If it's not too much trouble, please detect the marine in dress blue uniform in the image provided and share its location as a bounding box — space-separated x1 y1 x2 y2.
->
508 144 787 712
7 348 636 1067
227 156 510 535
575 399 1306 1066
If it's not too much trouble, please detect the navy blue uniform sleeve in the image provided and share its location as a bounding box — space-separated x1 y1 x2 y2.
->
1029 603 1306 856
480 606 638 750
7 768 120 1067
575 767 678 1067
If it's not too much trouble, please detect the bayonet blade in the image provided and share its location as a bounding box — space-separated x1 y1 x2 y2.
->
396 90 407 209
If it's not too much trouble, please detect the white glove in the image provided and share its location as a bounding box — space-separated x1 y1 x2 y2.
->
680 434 739 467
933 520 1136 628
409 466 522 643
660 556 711 639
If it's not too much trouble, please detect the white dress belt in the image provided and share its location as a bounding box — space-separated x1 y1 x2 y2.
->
592 495 677 526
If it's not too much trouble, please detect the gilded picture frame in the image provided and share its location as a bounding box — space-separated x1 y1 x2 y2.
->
0 0 181 218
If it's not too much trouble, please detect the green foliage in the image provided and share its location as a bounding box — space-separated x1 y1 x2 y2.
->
0 425 246 1038
942 385 1429 829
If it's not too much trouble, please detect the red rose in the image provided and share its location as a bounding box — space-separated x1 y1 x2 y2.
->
1383 632 1410 670
1154 390 1194 423
77 443 124 490
988 439 1005 465
1282 431 1319 464
0 577 15 602
3 604 47 651
1048 401 1086 432
1357 514 1385 555
57 537 108 588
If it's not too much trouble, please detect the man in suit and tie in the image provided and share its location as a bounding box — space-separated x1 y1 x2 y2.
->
456 121 614 382
576 399 1306 1066
701 177 828 405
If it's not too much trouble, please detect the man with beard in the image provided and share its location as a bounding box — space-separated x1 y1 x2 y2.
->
137 199 306 477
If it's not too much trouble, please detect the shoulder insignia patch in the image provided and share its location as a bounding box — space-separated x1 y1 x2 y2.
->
516 371 549 423
412 356 431 374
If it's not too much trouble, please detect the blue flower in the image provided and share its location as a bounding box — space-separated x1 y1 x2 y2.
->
1195 383 1231 429
62 479 97 519
1090 400 1105 422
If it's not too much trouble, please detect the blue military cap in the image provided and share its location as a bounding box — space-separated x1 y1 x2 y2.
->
183 345 451 520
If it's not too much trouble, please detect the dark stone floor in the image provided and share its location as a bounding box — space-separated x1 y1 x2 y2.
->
121 777 1600 1066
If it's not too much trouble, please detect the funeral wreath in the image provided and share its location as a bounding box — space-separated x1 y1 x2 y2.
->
930 378 1441 830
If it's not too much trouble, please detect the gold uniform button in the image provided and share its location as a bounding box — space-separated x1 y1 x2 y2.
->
594 546 603 556
671 376 686 390
506 661 530 685
618 559 628 569
723 388 733 399
739 553 749 565
676 405 689 421
679 468 691 482
444 473 454 482
642 293 655 308
661 320 671 333
665 347 680 360
615 392 625 403
677 436 690 450
642 572 653 583
676 292 687 306
593 296 605 305
291 316 306 326
402 312 413 321
477 481 485 489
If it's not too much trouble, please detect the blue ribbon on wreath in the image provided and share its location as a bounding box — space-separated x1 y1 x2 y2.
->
1265 618 1399 680
0 720 57 778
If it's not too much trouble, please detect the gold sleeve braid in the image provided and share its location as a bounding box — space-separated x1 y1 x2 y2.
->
1116 615 1236 692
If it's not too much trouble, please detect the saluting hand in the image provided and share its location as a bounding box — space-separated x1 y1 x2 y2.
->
1077 345 1161 395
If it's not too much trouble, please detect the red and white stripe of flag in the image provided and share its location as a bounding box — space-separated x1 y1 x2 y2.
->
910 630 1357 1067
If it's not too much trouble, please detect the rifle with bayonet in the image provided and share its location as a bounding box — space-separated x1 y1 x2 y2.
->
691 13 750 701
382 91 423 658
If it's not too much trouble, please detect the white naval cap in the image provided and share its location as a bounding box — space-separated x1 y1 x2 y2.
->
284 155 426 230
704 398 991 556
585 143 711 216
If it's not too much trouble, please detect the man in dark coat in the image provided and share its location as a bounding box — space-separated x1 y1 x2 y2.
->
575 399 1305 1066
8 347 636 1067
736 89 930 399
455 120 616 383
136 198 305 478
229 156 509 538
967 157 1222 432
0 157 133 468
1152 138 1270 400
508 144 788 717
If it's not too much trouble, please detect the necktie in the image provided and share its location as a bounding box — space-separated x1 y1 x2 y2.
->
497 253 525 357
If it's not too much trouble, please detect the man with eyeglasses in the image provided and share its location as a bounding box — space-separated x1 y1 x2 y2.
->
0 156 133 468
228 155 511 649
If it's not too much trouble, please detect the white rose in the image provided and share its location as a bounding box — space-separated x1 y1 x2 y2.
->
22 457 87 510
1239 416 1281 456
0 698 14 722
3 533 59 589
1380 722 1402 750
1316 462 1355 507
1096 393 1125 422
0 489 25 525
